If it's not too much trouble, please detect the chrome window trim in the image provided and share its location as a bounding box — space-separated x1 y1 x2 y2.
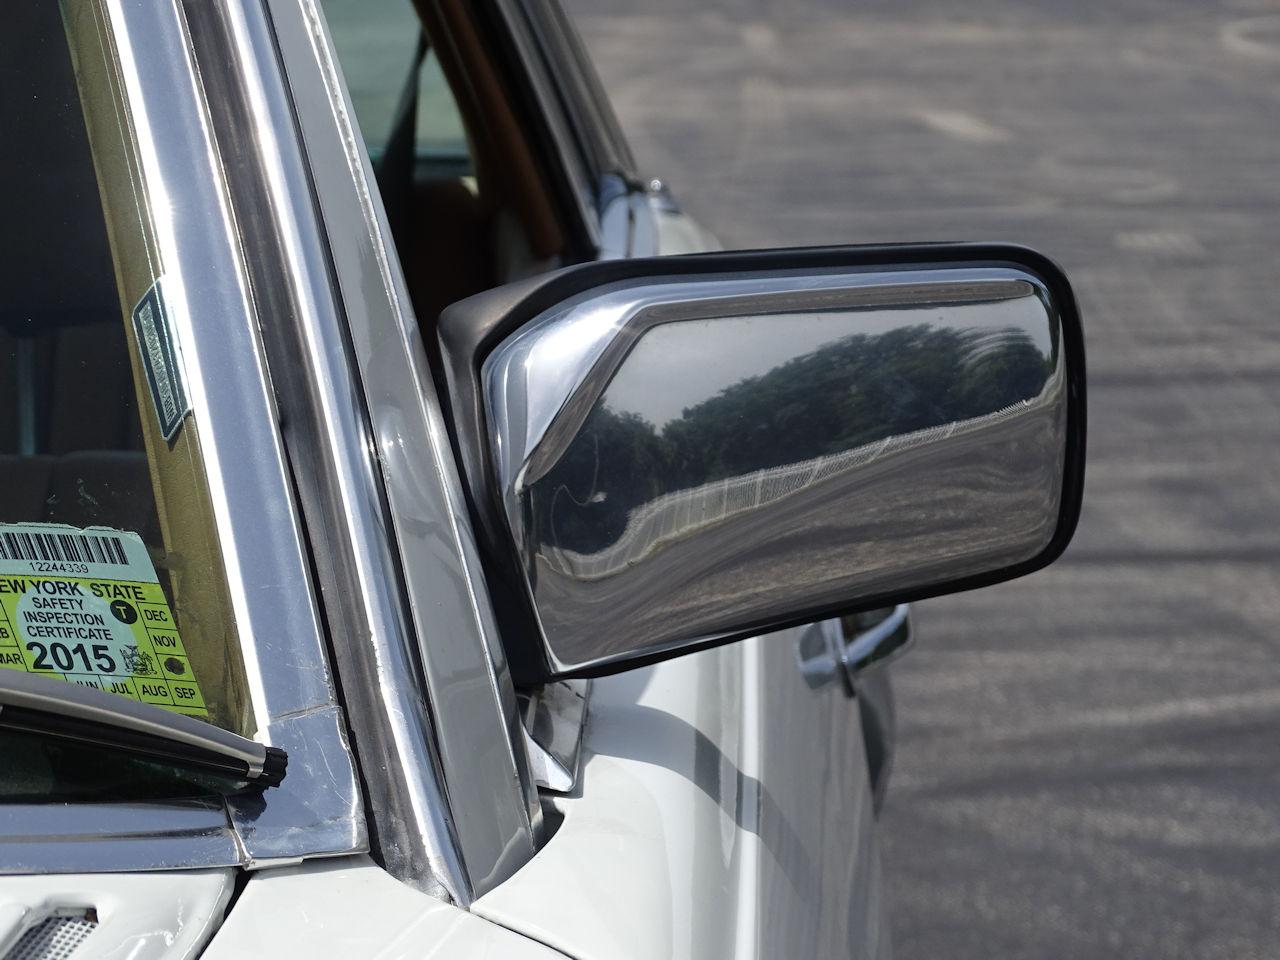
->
1 0 365 872
489 0 604 253
507 0 639 183
197 0 469 902
493 0 654 261
264 0 542 902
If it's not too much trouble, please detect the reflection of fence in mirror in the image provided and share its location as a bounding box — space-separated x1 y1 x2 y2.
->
546 387 1059 581
533 297 1063 584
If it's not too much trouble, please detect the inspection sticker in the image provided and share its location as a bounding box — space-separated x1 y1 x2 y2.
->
0 523 207 716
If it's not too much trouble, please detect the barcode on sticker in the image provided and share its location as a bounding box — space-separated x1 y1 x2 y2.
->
0 531 128 565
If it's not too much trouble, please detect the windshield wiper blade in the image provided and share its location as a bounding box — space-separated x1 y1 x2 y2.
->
0 670 287 789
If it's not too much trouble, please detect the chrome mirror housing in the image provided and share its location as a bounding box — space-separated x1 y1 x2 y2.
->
439 245 1085 682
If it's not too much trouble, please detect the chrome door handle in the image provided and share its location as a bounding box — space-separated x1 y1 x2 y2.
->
797 605 913 695
839 604 912 684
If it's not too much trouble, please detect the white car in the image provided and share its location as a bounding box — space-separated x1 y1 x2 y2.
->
0 0 1085 957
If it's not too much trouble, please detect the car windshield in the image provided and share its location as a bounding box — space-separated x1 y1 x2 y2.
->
0 0 254 800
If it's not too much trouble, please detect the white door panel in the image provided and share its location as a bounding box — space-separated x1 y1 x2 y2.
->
0 870 232 960
475 629 884 959
204 856 563 960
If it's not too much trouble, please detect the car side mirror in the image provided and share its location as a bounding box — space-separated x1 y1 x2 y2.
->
439 244 1085 683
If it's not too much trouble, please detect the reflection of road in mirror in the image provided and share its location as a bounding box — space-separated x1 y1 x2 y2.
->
546 391 1053 581
535 390 1064 665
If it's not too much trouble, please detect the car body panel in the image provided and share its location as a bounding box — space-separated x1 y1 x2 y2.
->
0 869 233 960
475 633 886 959
204 857 564 959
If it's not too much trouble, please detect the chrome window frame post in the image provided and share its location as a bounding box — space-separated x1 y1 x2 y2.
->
261 0 543 902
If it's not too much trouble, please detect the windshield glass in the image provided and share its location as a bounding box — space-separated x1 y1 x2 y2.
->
0 0 254 798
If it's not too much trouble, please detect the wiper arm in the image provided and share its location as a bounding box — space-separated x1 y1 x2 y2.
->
0 670 287 789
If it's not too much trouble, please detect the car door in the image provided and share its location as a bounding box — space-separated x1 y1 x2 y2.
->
278 1 891 955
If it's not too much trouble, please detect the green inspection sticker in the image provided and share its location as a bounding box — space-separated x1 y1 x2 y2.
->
0 522 206 715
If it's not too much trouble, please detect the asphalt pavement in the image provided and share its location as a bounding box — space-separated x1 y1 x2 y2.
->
569 1 1280 956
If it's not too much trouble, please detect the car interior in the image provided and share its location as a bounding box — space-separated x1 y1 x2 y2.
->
333 0 574 329
0 1 157 543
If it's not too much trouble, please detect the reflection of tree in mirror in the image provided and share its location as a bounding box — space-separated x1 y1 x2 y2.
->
536 323 1052 552
540 407 673 550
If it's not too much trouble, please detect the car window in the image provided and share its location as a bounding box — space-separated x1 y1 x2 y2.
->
319 0 568 333
322 0 470 171
0 0 253 791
